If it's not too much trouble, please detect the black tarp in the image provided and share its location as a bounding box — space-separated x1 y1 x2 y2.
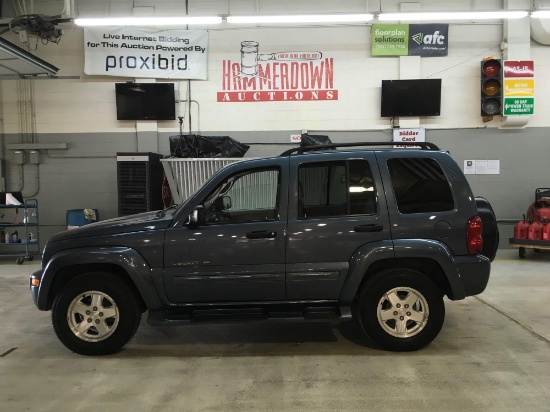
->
300 133 333 148
169 135 250 158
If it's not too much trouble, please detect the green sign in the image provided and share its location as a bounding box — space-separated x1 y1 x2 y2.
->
503 97 534 115
372 24 409 56
372 24 449 56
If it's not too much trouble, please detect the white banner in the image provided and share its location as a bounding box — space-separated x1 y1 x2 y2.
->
84 27 208 79
392 128 426 148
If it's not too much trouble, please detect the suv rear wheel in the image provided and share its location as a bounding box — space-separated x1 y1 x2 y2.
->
356 268 445 351
51 273 141 356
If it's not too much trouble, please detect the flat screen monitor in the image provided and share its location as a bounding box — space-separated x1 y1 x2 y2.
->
381 79 442 117
115 83 176 120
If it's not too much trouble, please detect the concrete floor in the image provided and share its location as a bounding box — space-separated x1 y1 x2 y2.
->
0 249 549 411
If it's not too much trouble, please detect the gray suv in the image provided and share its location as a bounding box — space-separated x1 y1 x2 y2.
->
30 142 498 355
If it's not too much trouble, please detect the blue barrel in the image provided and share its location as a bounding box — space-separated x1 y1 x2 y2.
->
66 209 99 229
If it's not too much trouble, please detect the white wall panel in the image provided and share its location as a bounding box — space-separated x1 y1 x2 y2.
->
1 0 549 136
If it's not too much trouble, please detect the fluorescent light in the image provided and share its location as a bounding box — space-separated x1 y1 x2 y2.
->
378 11 528 21
227 14 374 24
349 186 374 193
531 10 550 18
74 16 222 26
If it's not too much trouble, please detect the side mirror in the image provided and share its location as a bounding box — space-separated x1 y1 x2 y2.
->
221 196 232 210
188 205 205 228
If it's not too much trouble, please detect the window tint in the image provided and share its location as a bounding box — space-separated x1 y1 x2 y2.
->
298 160 376 218
388 158 454 214
203 169 279 223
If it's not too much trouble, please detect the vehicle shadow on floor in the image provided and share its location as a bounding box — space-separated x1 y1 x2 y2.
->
119 320 379 358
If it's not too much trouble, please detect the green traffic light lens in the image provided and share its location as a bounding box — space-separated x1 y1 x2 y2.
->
482 98 501 115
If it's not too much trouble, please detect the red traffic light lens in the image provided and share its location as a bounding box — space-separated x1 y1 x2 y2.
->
482 60 501 77
482 79 501 96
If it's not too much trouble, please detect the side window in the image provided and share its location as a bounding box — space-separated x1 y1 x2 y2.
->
298 160 376 218
203 168 280 224
388 158 454 214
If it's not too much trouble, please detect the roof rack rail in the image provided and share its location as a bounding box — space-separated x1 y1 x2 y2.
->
280 141 440 156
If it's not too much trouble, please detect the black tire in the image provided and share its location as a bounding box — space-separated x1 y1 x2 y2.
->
356 268 445 351
519 247 526 259
16 257 24 265
51 273 141 356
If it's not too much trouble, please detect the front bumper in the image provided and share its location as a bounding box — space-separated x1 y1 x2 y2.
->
30 269 43 309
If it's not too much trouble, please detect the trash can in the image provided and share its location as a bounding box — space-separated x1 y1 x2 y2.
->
66 209 99 230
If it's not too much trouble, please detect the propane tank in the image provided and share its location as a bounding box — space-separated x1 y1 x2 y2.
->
514 219 530 239
543 224 550 241
528 221 544 240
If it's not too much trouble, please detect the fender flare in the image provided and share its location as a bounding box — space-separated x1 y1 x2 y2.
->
36 246 164 311
338 239 466 303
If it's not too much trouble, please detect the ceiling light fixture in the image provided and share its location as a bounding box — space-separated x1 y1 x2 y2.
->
226 14 374 24
530 10 550 18
377 11 529 21
74 16 222 26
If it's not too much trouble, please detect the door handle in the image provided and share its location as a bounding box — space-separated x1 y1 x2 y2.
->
246 230 277 239
354 224 383 233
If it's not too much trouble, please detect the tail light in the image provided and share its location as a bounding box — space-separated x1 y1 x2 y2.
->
467 216 483 254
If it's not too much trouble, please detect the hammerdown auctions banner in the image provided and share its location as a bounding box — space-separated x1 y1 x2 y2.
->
84 27 208 79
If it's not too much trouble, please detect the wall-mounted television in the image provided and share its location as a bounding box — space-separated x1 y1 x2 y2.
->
115 82 176 121
381 79 442 117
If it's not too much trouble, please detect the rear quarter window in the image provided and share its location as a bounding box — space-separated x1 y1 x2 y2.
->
388 158 454 214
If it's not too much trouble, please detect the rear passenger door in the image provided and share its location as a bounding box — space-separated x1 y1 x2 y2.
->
286 152 391 300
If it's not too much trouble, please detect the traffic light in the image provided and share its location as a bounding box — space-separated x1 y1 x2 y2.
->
480 59 502 116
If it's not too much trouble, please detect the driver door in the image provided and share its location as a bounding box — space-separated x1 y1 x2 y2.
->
163 162 288 303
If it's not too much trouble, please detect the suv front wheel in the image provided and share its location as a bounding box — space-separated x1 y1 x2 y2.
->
356 268 445 351
51 273 141 356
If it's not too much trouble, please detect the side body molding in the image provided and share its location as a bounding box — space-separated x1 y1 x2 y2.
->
338 239 466 303
36 247 163 311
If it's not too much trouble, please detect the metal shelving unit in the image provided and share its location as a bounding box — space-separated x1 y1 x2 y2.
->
0 198 40 264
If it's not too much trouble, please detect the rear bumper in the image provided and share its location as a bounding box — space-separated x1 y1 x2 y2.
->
455 255 491 298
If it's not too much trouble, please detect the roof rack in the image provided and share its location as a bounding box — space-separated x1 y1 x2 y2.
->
279 141 440 156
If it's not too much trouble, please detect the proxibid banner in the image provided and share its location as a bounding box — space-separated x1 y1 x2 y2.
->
84 27 208 79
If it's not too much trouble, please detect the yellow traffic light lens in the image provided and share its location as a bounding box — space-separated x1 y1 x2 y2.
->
482 79 501 96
